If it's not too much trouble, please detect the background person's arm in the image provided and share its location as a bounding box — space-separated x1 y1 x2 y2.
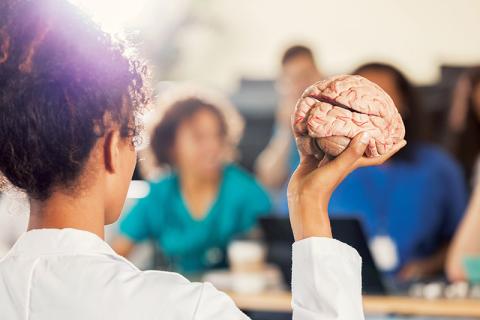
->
398 244 449 282
446 182 480 281
255 128 292 189
255 100 296 189
112 236 136 257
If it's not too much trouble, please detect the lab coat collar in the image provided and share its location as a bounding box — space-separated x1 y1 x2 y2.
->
6 228 116 258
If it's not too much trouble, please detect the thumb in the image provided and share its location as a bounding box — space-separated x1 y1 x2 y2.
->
331 132 370 176
307 132 370 191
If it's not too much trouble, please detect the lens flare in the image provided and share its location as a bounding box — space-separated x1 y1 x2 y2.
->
69 0 151 34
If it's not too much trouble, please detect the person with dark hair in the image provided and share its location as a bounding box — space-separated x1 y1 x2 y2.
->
329 63 467 282
112 92 272 274
0 0 407 318
255 44 321 213
445 66 480 283
447 66 480 188
281 45 316 66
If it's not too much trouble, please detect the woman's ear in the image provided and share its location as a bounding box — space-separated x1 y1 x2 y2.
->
103 130 121 174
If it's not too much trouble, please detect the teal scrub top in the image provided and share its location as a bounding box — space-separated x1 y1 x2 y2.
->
464 256 480 284
119 164 272 274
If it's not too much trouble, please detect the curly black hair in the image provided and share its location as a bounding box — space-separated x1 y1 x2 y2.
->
0 0 149 200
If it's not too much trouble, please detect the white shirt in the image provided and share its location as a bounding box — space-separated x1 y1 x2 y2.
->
0 228 364 319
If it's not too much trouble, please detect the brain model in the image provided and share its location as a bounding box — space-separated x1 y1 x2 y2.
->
293 75 405 158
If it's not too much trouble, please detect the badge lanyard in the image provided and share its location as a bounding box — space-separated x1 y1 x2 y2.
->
363 165 400 272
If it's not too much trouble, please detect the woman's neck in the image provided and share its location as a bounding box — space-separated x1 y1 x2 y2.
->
178 168 222 219
28 190 106 239
179 168 221 191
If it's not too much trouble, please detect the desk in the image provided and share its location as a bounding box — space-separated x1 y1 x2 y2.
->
227 291 480 318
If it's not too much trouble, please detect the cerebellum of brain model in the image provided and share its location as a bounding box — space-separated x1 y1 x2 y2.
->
293 74 406 158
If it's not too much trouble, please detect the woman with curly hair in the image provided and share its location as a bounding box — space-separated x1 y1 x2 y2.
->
0 0 403 318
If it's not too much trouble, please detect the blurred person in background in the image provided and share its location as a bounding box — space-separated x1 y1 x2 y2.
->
255 45 322 214
329 63 467 283
112 91 271 274
446 66 480 190
445 68 480 282
447 179 480 283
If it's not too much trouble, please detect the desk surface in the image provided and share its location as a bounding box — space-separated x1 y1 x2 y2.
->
227 291 480 317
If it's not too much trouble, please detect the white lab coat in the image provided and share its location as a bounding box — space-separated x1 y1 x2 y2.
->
0 228 364 319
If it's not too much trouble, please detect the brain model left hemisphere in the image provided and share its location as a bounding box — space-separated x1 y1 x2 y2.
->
293 75 406 158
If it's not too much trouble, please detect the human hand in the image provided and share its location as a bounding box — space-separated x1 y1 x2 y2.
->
287 132 406 241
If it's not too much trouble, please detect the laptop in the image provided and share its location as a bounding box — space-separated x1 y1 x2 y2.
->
259 216 388 295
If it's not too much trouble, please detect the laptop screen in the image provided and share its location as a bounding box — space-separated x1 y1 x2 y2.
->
259 216 387 295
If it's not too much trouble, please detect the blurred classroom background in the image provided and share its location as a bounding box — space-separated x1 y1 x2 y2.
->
2 0 480 319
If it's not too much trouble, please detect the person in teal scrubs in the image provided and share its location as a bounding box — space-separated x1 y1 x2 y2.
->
113 95 271 274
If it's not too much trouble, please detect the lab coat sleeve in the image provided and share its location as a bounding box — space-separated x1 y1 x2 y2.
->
291 237 365 320
194 237 363 319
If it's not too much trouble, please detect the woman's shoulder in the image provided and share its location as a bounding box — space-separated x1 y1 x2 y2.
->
414 143 458 164
77 254 211 315
413 143 463 175
144 173 178 197
223 163 260 185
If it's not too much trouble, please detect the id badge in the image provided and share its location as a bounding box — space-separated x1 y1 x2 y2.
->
369 235 399 272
